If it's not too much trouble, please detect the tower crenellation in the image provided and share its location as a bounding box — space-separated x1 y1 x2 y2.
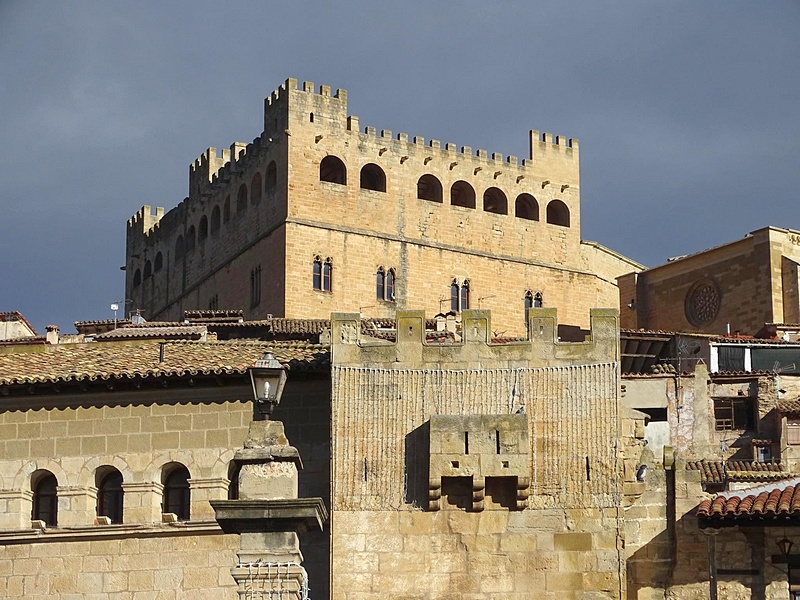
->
124 77 637 332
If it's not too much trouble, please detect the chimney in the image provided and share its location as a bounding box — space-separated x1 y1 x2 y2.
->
45 325 59 345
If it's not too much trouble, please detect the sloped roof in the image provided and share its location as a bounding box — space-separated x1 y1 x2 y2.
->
686 460 789 484
779 399 800 416
697 477 800 520
0 340 330 389
93 325 208 341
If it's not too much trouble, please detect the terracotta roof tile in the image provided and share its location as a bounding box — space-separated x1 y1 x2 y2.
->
94 325 208 341
686 460 789 484
0 340 330 388
779 399 800 416
697 477 800 520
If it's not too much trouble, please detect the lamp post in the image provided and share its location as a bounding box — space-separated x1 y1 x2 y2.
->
248 350 287 418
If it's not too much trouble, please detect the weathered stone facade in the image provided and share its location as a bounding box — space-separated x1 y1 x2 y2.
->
126 78 641 337
329 308 629 598
619 226 800 335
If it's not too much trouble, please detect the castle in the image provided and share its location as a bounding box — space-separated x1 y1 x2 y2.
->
125 78 641 336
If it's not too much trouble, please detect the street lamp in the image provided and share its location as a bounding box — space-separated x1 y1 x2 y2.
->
248 350 287 417
778 536 794 557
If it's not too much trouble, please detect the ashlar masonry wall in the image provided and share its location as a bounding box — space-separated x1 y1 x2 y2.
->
329 308 625 599
126 78 640 335
0 386 252 599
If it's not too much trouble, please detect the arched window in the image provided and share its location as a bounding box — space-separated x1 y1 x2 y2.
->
313 256 322 290
360 163 386 192
237 184 248 213
154 252 163 272
175 235 185 259
450 280 459 313
450 181 476 209
143 261 152 280
198 215 208 241
266 161 277 189
483 187 508 215
32 471 58 526
228 462 240 500
162 464 190 521
386 269 395 302
534 292 543 308
96 468 123 524
223 196 231 223
376 267 385 300
525 291 534 311
417 175 443 203
320 156 346 185
515 194 539 221
133 269 142 288
186 225 196 251
322 258 333 292
251 172 262 205
546 199 570 227
460 280 470 310
211 206 220 234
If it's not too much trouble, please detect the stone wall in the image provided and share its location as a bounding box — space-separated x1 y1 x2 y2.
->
329 308 626 598
0 530 240 598
620 227 800 335
126 78 640 336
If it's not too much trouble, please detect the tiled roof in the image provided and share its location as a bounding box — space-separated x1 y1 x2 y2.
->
697 477 800 520
778 399 800 416
686 460 789 484
0 340 330 388
93 325 208 341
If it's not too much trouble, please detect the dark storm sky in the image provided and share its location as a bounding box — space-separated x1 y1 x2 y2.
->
1 1 798 333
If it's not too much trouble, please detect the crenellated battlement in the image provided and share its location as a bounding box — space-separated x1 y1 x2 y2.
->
127 205 164 235
331 308 618 369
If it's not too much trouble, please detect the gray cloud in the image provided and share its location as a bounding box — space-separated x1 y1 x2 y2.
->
1 1 798 332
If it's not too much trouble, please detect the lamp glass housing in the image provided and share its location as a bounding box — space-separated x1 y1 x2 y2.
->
248 351 287 416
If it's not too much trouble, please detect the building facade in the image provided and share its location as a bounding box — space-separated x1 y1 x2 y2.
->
618 226 800 335
125 78 641 337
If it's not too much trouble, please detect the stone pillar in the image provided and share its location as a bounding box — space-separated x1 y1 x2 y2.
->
211 420 327 600
188 477 229 520
122 481 163 524
0 489 33 529
56 486 96 527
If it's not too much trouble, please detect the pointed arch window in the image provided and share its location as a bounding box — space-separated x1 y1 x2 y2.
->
313 256 322 290
450 280 460 313
376 267 385 300
97 468 123 524
133 269 142 288
386 269 395 302
322 258 333 292
143 261 152 280
460 280 470 311
266 161 277 189
175 235 185 259
186 225 196 251
154 252 163 273
32 471 58 527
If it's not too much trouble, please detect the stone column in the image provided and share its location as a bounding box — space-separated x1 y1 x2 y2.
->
0 489 33 529
121 481 163 524
212 420 327 600
56 486 96 527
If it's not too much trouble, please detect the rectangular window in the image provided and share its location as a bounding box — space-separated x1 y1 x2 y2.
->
756 445 773 463
789 420 800 445
250 266 261 307
713 397 755 431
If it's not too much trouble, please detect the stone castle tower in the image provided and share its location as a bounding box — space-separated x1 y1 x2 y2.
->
125 78 640 335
